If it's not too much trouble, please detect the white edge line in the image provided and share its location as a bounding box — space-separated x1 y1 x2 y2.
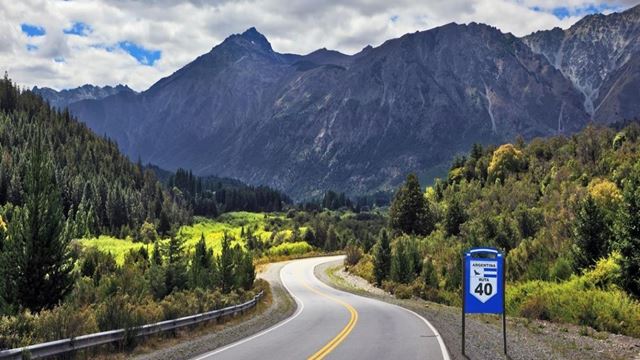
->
311 256 451 360
191 262 305 360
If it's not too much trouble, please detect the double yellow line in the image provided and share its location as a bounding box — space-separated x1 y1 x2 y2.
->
297 275 358 360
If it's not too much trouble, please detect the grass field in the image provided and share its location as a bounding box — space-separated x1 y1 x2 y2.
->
76 212 312 264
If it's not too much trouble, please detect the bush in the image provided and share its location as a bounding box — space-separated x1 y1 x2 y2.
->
349 255 375 284
267 241 313 256
32 304 99 343
344 244 363 267
0 312 35 349
507 277 640 337
394 284 413 299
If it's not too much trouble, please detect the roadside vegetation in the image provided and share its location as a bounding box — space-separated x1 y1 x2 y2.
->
347 123 640 337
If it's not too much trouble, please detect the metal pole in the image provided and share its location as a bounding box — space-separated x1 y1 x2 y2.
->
461 254 466 357
502 254 507 356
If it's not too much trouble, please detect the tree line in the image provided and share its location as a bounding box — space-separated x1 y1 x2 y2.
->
167 168 290 217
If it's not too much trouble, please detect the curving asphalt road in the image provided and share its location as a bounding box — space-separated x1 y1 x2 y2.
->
192 256 450 360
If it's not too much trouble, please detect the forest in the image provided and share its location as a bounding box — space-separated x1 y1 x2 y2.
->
0 76 258 350
166 168 291 217
347 122 640 337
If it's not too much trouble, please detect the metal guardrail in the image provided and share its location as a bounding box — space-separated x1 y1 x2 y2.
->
0 291 264 360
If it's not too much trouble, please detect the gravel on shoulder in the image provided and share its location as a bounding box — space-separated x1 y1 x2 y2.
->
315 259 640 360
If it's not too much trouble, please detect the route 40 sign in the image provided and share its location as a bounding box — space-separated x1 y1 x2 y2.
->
461 247 507 356
463 248 504 314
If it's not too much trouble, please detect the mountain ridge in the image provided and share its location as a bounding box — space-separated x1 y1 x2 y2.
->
35 6 640 199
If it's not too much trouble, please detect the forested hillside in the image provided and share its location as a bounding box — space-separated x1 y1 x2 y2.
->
0 74 190 238
0 75 260 351
166 168 290 217
349 122 640 337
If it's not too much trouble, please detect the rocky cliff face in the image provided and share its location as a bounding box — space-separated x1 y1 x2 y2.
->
523 5 640 121
36 6 640 199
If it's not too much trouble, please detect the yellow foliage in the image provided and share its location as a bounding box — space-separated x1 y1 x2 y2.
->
588 179 622 211
488 144 524 180
0 215 6 232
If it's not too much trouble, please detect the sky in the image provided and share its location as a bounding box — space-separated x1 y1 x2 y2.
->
0 0 638 92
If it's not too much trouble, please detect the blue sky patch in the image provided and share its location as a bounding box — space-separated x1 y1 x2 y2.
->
531 3 622 19
54 56 65 63
21 23 46 37
390 15 399 23
552 7 571 19
118 41 161 66
64 22 92 36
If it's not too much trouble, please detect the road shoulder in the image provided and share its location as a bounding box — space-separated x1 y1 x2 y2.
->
315 260 640 360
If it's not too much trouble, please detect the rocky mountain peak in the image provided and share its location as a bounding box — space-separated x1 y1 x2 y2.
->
224 27 273 53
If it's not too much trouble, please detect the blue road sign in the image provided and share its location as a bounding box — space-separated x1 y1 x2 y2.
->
464 248 504 314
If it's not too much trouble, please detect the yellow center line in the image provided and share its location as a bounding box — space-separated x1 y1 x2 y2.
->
296 273 358 360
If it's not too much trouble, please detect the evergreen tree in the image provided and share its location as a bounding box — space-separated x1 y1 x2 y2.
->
165 234 187 293
573 195 610 270
421 258 438 288
236 251 255 291
4 129 73 312
190 233 215 289
389 173 434 236
444 197 466 236
373 229 391 285
616 163 640 297
152 240 163 266
391 239 413 284
325 226 338 251
219 232 235 293
303 228 319 248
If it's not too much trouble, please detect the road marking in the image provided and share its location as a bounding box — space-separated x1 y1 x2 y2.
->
297 273 358 360
311 260 451 360
191 261 305 360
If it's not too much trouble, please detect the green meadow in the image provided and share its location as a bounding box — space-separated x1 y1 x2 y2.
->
76 211 312 264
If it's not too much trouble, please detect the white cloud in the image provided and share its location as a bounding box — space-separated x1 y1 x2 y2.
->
0 0 636 91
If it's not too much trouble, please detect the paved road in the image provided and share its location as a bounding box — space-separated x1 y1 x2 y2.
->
192 256 449 360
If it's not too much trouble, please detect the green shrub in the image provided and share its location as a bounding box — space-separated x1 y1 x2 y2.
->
267 241 312 256
0 312 35 349
349 255 375 283
32 304 98 343
507 276 640 337
394 284 413 299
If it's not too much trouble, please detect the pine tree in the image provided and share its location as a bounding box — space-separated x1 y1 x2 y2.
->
152 240 163 266
325 226 338 251
616 163 640 297
389 173 434 236
573 195 610 270
190 233 214 289
391 239 412 283
4 129 73 312
421 258 438 288
219 232 235 293
165 234 187 293
236 251 255 291
444 197 466 236
373 229 391 285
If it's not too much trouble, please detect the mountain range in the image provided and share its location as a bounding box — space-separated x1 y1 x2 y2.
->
34 5 640 199
33 84 135 109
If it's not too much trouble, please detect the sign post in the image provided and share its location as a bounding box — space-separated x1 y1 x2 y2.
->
461 247 506 356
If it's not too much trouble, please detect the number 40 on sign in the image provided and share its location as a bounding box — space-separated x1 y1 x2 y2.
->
461 247 507 356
